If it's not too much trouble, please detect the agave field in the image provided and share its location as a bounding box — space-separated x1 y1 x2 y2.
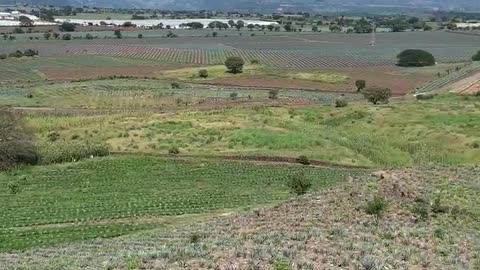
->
0 157 356 251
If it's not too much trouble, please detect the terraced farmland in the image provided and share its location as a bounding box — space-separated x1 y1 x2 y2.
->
0 157 356 251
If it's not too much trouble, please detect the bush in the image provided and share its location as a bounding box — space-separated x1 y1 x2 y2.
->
171 82 181 89
23 49 38 57
62 34 72 40
137 33 143 39
37 141 109 165
296 155 310 165
335 97 348 107
415 94 435 100
8 182 21 194
0 110 39 170
365 196 388 218
43 32 51 40
230 92 238 100
198 69 209 78
268 89 279 99
47 132 61 142
85 33 94 40
114 30 122 39
288 172 312 195
355 79 366 92
168 146 180 155
10 50 24 58
397 49 435 67
473 50 480 61
0 54 6 60
362 86 392 105
212 31 218 37
224 56 245 74
251 59 260 64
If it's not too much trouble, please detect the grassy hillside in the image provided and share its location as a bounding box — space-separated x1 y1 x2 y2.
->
28 94 480 167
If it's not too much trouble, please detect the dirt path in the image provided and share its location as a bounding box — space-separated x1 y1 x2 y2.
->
438 70 480 94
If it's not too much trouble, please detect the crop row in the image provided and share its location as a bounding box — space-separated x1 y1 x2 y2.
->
0 157 358 250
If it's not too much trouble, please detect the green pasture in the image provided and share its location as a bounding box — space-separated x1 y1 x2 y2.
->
27 94 480 167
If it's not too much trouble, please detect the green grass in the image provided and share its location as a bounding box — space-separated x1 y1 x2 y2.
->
0 157 355 251
27 94 480 167
158 64 349 84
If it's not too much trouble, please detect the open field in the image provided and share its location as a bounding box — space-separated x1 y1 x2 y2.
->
24 94 480 167
0 156 357 251
2 166 478 269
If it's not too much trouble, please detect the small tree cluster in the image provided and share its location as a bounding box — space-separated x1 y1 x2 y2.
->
0 49 39 59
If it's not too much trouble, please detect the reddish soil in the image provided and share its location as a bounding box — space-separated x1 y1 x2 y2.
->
42 65 187 81
461 80 480 95
209 66 428 95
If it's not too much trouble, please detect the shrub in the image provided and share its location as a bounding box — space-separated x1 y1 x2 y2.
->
251 59 260 64
296 155 310 165
365 196 388 219
473 50 480 61
43 32 51 40
168 146 180 155
85 33 94 40
62 34 72 40
0 110 39 171
268 89 279 99
230 92 238 100
0 54 6 60
23 49 38 57
137 33 143 38
355 79 366 92
212 31 218 37
8 182 21 194
198 69 209 78
397 49 436 67
10 50 24 58
37 141 109 165
224 56 245 74
47 132 61 142
416 94 435 100
362 86 392 105
335 97 348 107
171 82 181 89
288 172 312 195
114 30 122 39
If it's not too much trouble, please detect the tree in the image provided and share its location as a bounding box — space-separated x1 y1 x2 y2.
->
284 24 293 32
62 34 71 40
224 56 245 74
355 80 366 92
362 86 392 105
268 89 279 99
472 50 480 61
212 31 218 37
43 32 51 40
59 22 76 32
312 25 319 32
114 30 122 39
0 109 38 171
397 49 435 67
236 20 244 30
122 21 134 27
85 33 94 40
228 19 236 28
19 16 34 27
138 33 143 39
267 24 275 31
247 24 255 31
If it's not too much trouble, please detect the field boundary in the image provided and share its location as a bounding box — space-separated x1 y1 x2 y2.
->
110 152 371 169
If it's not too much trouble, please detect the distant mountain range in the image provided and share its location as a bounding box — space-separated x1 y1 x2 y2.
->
7 0 480 12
